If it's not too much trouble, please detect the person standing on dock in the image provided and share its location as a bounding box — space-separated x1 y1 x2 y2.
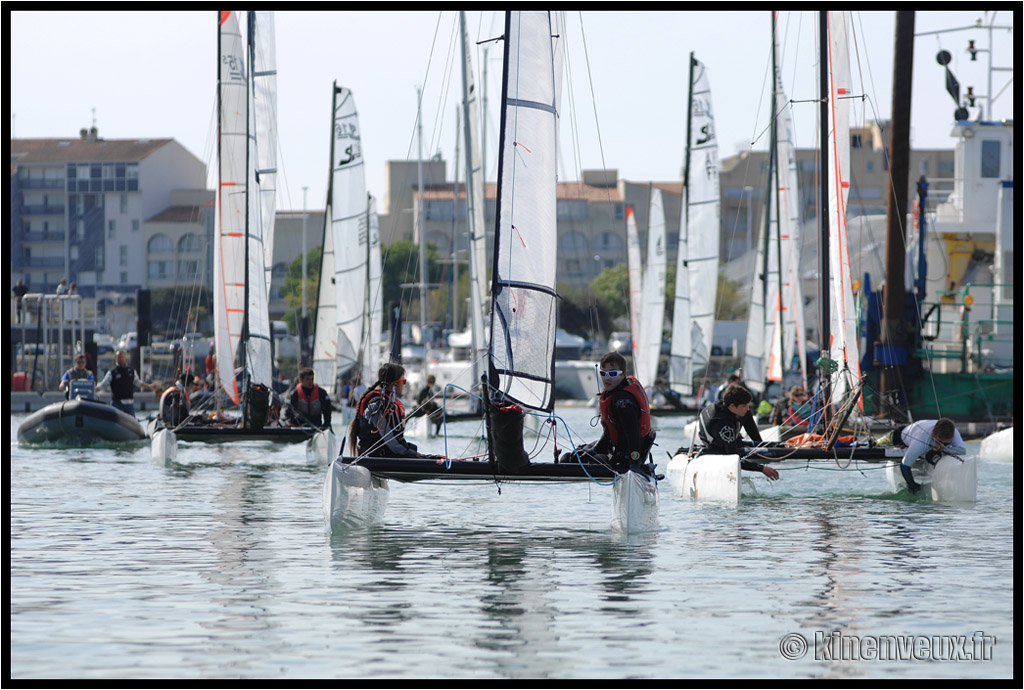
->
698 385 780 480
97 349 154 417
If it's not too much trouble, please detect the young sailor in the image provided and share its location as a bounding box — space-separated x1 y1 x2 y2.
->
286 367 332 430
884 418 966 494
587 352 656 473
350 363 427 459
698 385 780 480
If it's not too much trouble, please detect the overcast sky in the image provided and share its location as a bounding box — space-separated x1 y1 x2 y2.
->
10 10 1015 212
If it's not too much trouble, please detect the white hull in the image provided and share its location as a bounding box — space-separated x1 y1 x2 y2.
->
405 413 437 440
666 453 742 502
554 360 598 402
979 427 1013 464
611 469 659 533
885 455 977 502
306 429 340 465
322 461 390 531
151 428 177 464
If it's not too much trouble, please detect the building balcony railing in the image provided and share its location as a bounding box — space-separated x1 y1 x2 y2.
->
17 178 65 190
19 231 66 243
19 257 66 268
21 205 66 216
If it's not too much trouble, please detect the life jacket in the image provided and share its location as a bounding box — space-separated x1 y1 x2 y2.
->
67 367 92 381
109 366 136 400
356 387 406 455
160 385 191 427
294 385 323 424
599 376 652 445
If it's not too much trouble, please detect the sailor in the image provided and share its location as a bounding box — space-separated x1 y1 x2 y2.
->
97 349 153 417
350 363 426 459
715 373 744 401
651 377 685 410
698 385 780 480
411 374 444 432
770 385 810 428
58 354 95 399
882 418 966 494
160 372 197 428
286 367 332 430
586 352 656 474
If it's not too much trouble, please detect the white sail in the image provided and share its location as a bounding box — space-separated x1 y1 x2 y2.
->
670 54 720 397
637 187 666 390
775 48 808 391
363 195 383 387
488 11 563 412
625 206 643 361
214 10 273 402
826 11 861 402
460 10 488 387
251 11 278 298
330 87 368 377
312 196 337 389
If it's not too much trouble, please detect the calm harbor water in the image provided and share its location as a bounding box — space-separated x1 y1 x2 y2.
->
9 407 1015 679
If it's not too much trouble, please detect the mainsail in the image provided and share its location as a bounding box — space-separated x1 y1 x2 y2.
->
636 187 666 391
669 54 720 397
826 11 861 403
251 11 278 298
214 10 274 403
488 11 564 412
362 195 383 387
460 10 489 385
626 206 643 361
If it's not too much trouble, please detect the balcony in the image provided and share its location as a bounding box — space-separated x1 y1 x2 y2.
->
21 205 66 216
20 257 66 268
18 178 65 190
20 231 66 243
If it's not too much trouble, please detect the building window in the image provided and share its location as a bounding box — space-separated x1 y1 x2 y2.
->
148 234 174 254
981 140 1000 178
120 246 128 266
108 220 116 237
865 160 874 173
939 160 955 176
919 159 929 174
120 194 128 214
178 233 203 253
95 247 104 269
120 272 128 284
148 261 171 279
851 134 863 149
599 232 623 251
177 260 200 280
132 219 140 232
558 232 589 253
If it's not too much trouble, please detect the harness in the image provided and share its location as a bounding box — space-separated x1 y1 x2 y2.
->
599 376 651 445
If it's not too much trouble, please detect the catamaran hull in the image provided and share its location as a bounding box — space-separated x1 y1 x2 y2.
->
885 455 977 502
666 453 742 502
151 428 177 464
337 456 621 483
612 469 659 533
323 460 390 531
17 399 146 444
306 429 340 465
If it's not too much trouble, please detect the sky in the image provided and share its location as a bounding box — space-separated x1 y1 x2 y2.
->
10 10 1015 214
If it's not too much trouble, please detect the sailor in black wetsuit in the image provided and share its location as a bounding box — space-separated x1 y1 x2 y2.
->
698 384 780 480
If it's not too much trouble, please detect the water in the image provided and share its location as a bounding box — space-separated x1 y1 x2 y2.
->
10 408 1014 679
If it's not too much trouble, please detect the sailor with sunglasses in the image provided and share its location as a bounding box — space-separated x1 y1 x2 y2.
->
581 352 656 475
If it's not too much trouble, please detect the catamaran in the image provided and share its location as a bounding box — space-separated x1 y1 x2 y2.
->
667 12 976 503
324 11 658 533
149 11 323 461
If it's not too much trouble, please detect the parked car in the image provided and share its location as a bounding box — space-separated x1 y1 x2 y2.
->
607 331 632 355
117 331 138 352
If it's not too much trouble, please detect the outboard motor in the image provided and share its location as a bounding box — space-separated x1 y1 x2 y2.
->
246 383 272 429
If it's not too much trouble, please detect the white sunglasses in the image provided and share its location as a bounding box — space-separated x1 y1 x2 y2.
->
599 369 623 378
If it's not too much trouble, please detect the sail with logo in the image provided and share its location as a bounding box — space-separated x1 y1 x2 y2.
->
669 53 720 401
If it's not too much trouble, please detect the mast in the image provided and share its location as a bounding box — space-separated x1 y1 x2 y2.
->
879 11 916 419
817 11 831 426
416 87 427 343
241 10 254 421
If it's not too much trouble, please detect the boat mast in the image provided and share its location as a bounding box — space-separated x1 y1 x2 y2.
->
817 11 832 427
240 10 255 424
879 11 916 419
416 87 427 345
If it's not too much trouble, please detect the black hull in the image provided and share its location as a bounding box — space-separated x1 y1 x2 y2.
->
650 406 698 417
17 399 146 444
677 445 901 463
342 456 620 483
148 418 318 443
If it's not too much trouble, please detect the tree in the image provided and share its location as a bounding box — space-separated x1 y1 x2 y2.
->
279 246 321 334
